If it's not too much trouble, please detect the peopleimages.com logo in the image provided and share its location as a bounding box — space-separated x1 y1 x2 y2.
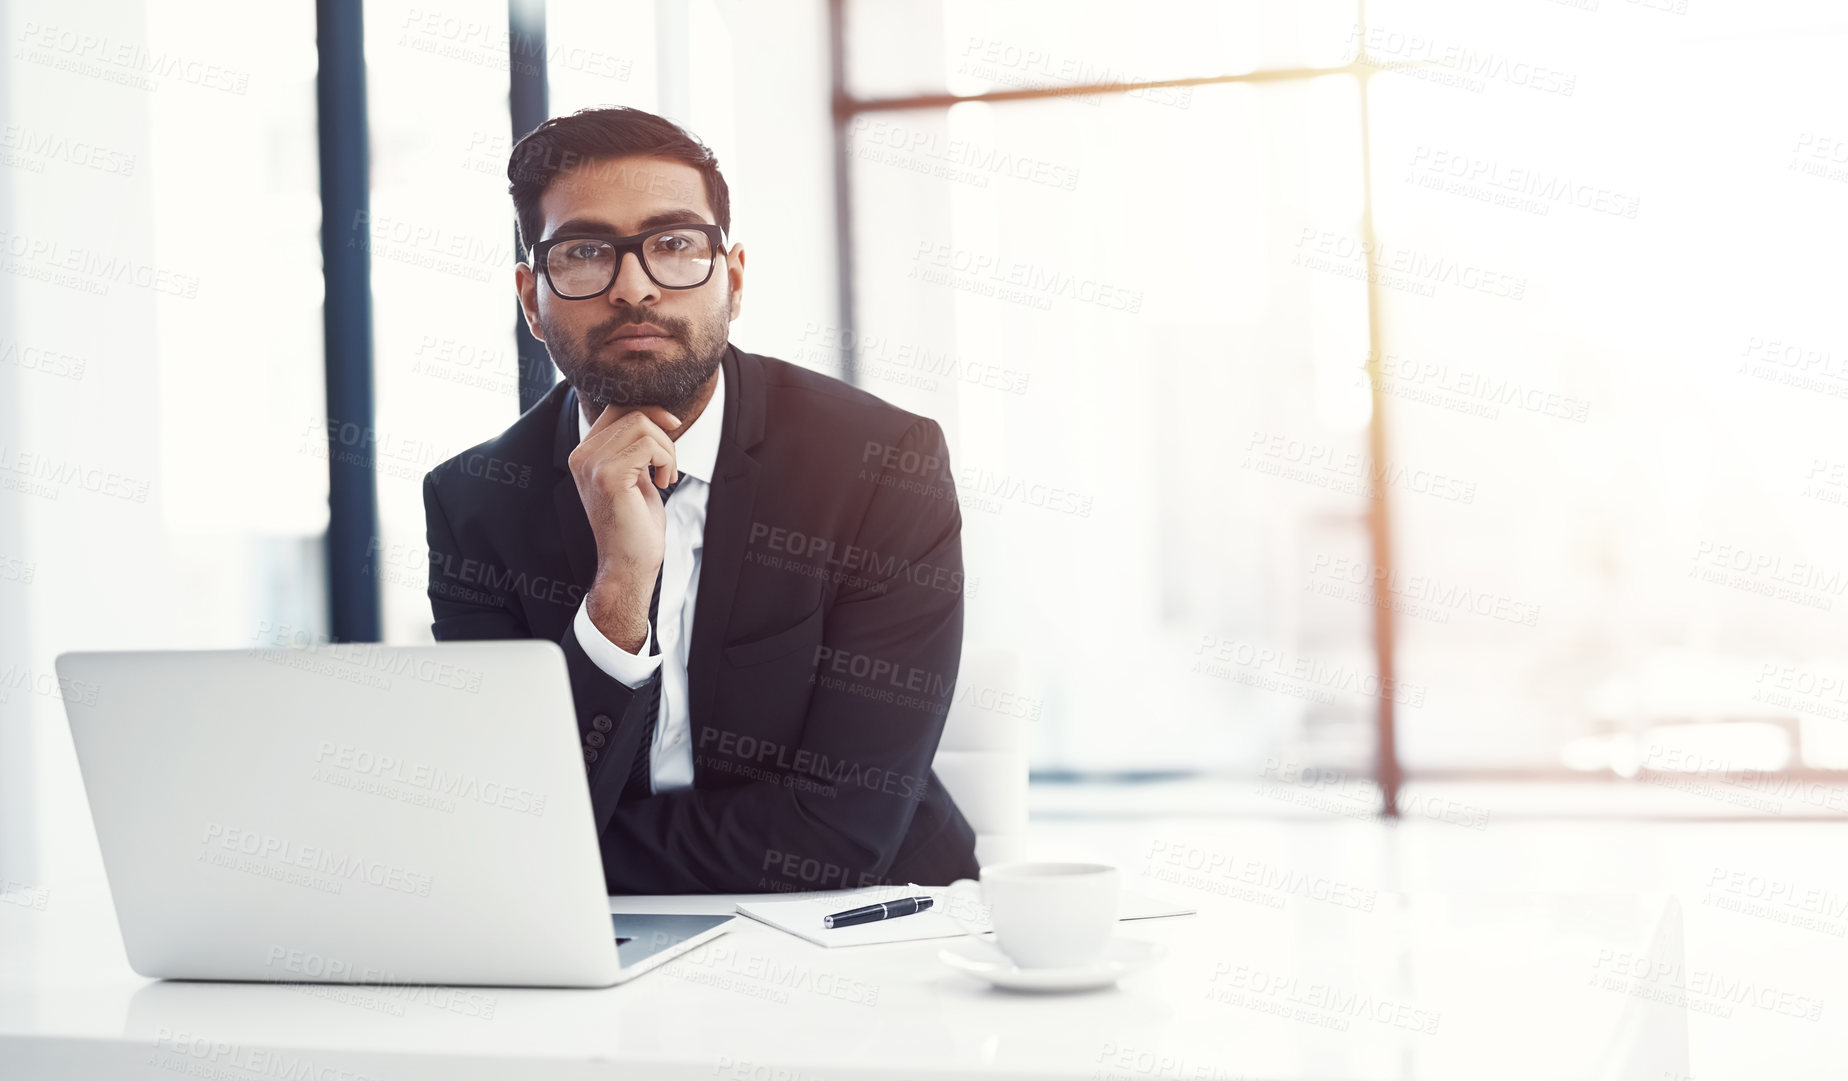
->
313 741 548 817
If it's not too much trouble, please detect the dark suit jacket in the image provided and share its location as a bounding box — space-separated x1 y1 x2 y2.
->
421 343 980 893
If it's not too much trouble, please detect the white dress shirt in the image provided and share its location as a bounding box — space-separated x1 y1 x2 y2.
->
569 366 725 795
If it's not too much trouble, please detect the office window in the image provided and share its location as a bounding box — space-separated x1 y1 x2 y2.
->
840 0 1848 793
842 45 1378 773
3 0 323 893
1367 10 1848 776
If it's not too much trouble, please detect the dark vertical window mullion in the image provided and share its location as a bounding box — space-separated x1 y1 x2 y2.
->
316 0 381 643
511 0 553 413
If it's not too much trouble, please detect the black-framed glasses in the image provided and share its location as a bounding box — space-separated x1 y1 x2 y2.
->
531 224 727 299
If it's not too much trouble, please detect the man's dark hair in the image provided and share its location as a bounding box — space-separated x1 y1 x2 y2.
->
507 106 731 256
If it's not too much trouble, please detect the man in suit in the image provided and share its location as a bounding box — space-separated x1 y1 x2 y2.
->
421 106 980 894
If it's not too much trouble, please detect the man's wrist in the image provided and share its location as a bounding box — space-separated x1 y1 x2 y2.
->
586 571 652 653
571 599 660 689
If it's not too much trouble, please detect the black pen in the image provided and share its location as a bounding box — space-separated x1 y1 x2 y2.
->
823 895 934 929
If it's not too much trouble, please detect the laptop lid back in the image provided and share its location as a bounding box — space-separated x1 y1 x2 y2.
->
57 640 621 987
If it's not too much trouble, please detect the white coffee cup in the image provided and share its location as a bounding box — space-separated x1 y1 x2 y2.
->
947 861 1119 968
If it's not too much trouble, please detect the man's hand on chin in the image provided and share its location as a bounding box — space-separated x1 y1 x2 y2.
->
567 401 682 653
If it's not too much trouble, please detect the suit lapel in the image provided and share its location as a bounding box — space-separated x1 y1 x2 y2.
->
688 345 766 752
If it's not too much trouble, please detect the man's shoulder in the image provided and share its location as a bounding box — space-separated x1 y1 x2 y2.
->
747 349 944 448
423 382 563 498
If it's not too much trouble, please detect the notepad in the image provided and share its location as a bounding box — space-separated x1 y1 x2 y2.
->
734 883 1194 948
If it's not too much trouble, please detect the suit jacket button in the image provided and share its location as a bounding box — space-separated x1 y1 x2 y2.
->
583 746 599 764
592 714 614 732
586 731 606 748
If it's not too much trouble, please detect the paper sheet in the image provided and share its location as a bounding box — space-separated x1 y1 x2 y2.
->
733 883 1194 948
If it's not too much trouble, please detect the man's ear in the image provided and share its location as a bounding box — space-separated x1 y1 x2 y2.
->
515 263 545 340
726 243 746 321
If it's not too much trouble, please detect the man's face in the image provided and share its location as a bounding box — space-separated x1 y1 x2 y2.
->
516 155 744 417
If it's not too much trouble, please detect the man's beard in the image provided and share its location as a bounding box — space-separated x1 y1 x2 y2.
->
544 300 727 417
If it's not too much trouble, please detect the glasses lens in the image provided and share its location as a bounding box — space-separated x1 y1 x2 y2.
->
642 228 716 288
546 239 618 298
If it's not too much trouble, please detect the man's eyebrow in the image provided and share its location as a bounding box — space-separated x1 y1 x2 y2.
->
637 208 713 231
548 209 714 238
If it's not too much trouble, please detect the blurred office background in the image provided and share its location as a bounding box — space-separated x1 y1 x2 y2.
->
4 0 1848 900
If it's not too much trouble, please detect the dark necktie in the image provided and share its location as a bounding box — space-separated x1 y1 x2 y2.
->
620 469 682 804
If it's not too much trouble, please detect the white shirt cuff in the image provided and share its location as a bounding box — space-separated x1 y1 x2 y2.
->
572 597 662 689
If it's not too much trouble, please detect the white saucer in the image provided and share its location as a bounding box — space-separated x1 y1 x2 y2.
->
938 936 1165 992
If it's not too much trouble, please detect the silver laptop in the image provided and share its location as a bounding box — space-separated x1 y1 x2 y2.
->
56 641 733 988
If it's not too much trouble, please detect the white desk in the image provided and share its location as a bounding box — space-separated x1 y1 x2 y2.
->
5 817 1844 1079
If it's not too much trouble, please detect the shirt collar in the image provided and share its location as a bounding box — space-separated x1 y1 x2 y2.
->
574 361 726 486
